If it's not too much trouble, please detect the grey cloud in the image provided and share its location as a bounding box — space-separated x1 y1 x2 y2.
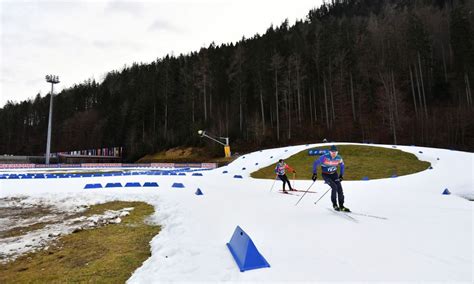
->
105 0 144 17
148 19 183 33
2 31 86 49
92 39 141 51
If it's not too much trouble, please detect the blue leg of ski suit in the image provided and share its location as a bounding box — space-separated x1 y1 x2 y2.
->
322 173 344 207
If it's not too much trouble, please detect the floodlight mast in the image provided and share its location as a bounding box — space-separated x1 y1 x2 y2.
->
45 75 60 164
198 130 231 157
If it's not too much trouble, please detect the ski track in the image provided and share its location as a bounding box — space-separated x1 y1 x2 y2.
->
0 142 472 282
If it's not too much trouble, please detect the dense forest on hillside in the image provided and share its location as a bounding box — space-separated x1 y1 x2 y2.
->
1 0 473 161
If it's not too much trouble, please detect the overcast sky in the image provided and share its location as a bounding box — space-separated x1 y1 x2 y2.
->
0 0 322 108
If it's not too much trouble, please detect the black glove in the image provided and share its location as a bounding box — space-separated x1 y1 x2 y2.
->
312 173 317 181
338 175 344 181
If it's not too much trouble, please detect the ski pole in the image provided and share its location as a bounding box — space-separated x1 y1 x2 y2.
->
292 172 296 189
269 175 278 192
313 187 331 206
294 180 315 206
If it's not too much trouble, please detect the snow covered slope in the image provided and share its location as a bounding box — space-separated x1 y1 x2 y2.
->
0 143 472 282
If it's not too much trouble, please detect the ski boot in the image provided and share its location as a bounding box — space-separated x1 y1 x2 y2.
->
282 189 289 194
333 204 340 211
339 205 351 212
289 188 297 192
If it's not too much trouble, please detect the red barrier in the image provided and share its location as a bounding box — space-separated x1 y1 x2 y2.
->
0 164 35 169
0 162 217 169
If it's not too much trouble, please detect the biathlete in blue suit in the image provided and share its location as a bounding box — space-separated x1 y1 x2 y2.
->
312 145 350 212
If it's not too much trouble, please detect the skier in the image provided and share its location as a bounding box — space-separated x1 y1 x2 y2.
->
311 145 350 212
275 159 296 193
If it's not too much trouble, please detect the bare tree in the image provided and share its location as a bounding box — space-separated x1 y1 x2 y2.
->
195 49 210 121
350 72 356 121
228 45 246 132
418 52 429 119
323 74 330 129
409 65 418 116
270 52 284 141
465 72 473 107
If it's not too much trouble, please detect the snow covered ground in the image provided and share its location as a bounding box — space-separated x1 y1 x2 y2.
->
0 143 472 282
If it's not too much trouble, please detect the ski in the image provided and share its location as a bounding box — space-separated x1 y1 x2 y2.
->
278 190 300 196
327 208 358 222
288 189 317 194
347 211 388 220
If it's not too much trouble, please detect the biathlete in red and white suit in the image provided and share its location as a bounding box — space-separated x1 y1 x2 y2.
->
275 159 296 193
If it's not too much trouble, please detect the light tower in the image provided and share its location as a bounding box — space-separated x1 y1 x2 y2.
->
198 130 231 157
45 75 60 164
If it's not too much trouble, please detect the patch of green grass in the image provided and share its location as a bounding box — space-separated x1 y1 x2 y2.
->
251 145 431 180
1 222 52 238
0 201 160 283
138 146 237 165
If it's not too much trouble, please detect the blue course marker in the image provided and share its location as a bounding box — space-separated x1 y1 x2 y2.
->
234 175 243 179
362 176 370 181
105 182 122 188
125 182 141 187
195 188 203 195
226 226 270 272
192 173 203 176
442 188 451 195
223 170 228 174
172 183 185 188
143 182 159 187
84 183 102 189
